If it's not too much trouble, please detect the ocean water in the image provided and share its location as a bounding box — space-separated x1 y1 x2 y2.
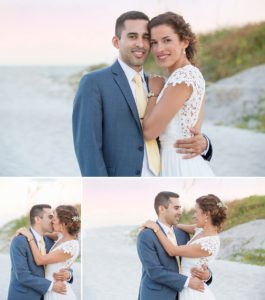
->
0 66 85 176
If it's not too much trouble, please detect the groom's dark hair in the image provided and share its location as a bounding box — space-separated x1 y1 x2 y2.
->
115 11 149 38
154 191 179 215
30 204 52 225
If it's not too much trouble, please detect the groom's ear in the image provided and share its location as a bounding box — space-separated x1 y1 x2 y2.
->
112 36 120 49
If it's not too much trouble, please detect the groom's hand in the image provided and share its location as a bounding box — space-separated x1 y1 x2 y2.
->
52 281 67 295
53 269 71 281
174 128 207 159
188 277 204 292
191 265 210 281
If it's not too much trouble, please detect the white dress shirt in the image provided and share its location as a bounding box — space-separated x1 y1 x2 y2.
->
157 221 190 288
118 58 154 177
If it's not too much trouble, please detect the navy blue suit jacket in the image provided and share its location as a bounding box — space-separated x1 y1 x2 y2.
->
8 233 53 300
72 60 212 176
8 231 73 300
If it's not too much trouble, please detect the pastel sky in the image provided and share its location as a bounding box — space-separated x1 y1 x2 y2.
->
83 177 265 228
0 178 82 227
1 0 264 65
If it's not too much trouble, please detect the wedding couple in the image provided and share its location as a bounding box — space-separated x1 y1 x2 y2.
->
72 11 214 177
137 192 227 300
8 204 80 300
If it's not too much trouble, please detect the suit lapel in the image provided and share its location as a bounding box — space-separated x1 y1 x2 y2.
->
111 60 142 132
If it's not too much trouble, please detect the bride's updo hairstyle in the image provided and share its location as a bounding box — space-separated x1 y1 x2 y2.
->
148 12 198 65
196 194 227 231
56 205 81 236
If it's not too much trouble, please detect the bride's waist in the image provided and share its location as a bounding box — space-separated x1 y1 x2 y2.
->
160 136 193 148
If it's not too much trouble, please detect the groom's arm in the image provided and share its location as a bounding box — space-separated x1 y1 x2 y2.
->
72 74 108 176
53 268 74 284
10 236 51 295
137 230 187 292
174 130 212 161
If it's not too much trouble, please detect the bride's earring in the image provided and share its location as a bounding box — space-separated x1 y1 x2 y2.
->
183 49 186 55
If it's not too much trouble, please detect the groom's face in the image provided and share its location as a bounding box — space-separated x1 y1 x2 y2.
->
163 197 182 226
39 208 54 233
112 19 150 71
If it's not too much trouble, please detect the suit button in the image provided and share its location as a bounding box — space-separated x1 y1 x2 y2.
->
138 146 144 151
136 170 141 175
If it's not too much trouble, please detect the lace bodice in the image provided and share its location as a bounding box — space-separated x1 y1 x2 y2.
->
181 228 220 276
45 237 80 281
157 65 205 144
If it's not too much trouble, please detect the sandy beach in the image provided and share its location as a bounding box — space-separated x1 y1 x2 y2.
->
0 66 81 176
83 226 265 300
0 66 264 176
0 253 81 299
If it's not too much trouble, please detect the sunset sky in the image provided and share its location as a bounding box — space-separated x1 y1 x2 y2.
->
0 178 82 227
83 177 265 228
1 0 264 65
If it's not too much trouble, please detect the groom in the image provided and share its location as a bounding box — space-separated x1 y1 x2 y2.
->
72 11 212 176
8 204 73 300
137 191 212 300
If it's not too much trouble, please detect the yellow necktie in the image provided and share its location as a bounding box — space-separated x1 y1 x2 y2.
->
133 73 160 176
39 238 46 255
168 228 182 273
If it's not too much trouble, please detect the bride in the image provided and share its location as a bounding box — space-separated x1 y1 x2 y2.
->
143 12 214 176
142 194 227 300
17 205 80 300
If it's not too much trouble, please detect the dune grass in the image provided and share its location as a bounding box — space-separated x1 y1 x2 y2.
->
180 195 265 231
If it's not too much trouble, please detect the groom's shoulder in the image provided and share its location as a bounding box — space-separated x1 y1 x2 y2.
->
137 228 155 242
80 64 113 82
11 234 28 248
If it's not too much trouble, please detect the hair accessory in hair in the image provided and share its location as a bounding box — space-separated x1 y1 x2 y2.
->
72 216 81 222
217 202 227 208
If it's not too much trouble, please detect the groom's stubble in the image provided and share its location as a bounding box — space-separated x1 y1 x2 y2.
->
158 197 182 227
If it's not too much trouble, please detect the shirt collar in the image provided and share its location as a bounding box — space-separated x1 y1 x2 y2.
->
157 220 174 235
118 58 145 83
30 227 43 242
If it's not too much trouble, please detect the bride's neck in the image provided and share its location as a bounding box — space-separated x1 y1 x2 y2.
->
60 230 75 241
202 224 218 235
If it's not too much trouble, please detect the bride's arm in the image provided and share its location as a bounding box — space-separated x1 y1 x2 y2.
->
17 228 72 266
28 239 72 266
142 221 210 258
143 82 192 140
155 229 209 258
177 224 196 234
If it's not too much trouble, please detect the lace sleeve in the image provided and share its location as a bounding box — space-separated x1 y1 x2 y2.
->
61 240 79 257
194 236 220 256
165 67 194 89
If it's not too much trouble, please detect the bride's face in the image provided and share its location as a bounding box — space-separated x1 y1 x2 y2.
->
150 24 188 72
193 204 207 228
52 212 62 232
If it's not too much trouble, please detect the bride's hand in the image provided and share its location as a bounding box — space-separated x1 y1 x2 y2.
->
141 220 160 232
148 75 165 96
16 227 33 240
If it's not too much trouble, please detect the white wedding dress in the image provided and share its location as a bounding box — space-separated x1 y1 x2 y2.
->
45 237 79 300
157 65 214 176
179 228 220 300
